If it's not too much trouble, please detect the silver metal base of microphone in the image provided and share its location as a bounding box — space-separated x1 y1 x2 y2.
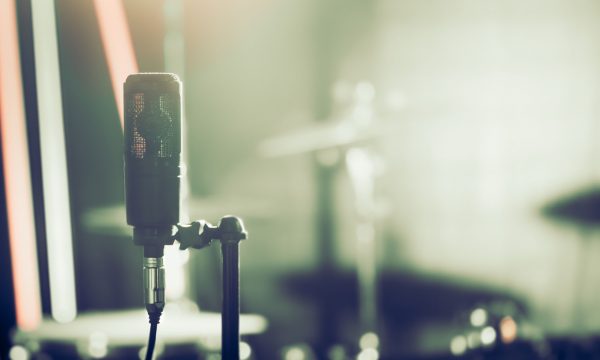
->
143 257 165 314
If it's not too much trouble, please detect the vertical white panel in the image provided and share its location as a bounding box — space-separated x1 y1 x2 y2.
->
31 0 77 323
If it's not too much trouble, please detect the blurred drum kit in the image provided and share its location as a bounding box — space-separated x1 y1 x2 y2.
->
259 80 396 360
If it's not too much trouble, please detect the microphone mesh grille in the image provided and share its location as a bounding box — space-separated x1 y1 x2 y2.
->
126 90 180 160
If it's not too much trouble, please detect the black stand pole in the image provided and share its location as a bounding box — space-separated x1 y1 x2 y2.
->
175 216 247 360
221 239 240 360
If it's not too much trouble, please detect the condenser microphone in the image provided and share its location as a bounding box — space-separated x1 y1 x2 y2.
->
124 73 182 315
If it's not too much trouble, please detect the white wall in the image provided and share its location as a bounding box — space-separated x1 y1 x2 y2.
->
367 0 600 333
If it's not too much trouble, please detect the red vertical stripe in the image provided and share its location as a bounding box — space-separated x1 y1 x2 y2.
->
0 0 42 330
93 0 139 130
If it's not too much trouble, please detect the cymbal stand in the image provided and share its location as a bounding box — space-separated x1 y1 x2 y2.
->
173 216 248 360
342 83 384 354
345 146 382 352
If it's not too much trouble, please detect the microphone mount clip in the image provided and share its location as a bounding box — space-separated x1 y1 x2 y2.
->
174 215 247 250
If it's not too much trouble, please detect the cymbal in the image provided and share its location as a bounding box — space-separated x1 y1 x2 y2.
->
258 118 384 158
542 186 600 228
13 309 267 347
82 197 273 236
259 80 405 157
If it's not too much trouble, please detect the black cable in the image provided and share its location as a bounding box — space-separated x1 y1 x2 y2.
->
145 311 162 360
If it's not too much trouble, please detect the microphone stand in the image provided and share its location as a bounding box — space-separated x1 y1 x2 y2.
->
174 216 247 360
221 237 241 360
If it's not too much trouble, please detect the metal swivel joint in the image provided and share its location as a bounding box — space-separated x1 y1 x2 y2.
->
173 215 247 250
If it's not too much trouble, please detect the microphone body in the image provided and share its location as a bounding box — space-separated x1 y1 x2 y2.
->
124 73 182 314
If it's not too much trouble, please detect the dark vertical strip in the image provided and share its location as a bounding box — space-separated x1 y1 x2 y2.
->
0 135 16 360
311 0 340 356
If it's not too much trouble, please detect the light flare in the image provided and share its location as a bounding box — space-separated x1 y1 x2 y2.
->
93 0 139 128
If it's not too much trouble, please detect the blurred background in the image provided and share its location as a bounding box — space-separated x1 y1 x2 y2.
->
3 0 600 359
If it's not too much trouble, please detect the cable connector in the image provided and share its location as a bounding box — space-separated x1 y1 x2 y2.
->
143 257 165 314
148 310 162 325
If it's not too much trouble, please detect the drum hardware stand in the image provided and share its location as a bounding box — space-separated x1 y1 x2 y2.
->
169 215 247 360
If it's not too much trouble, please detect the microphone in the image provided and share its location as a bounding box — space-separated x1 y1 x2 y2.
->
124 73 182 315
